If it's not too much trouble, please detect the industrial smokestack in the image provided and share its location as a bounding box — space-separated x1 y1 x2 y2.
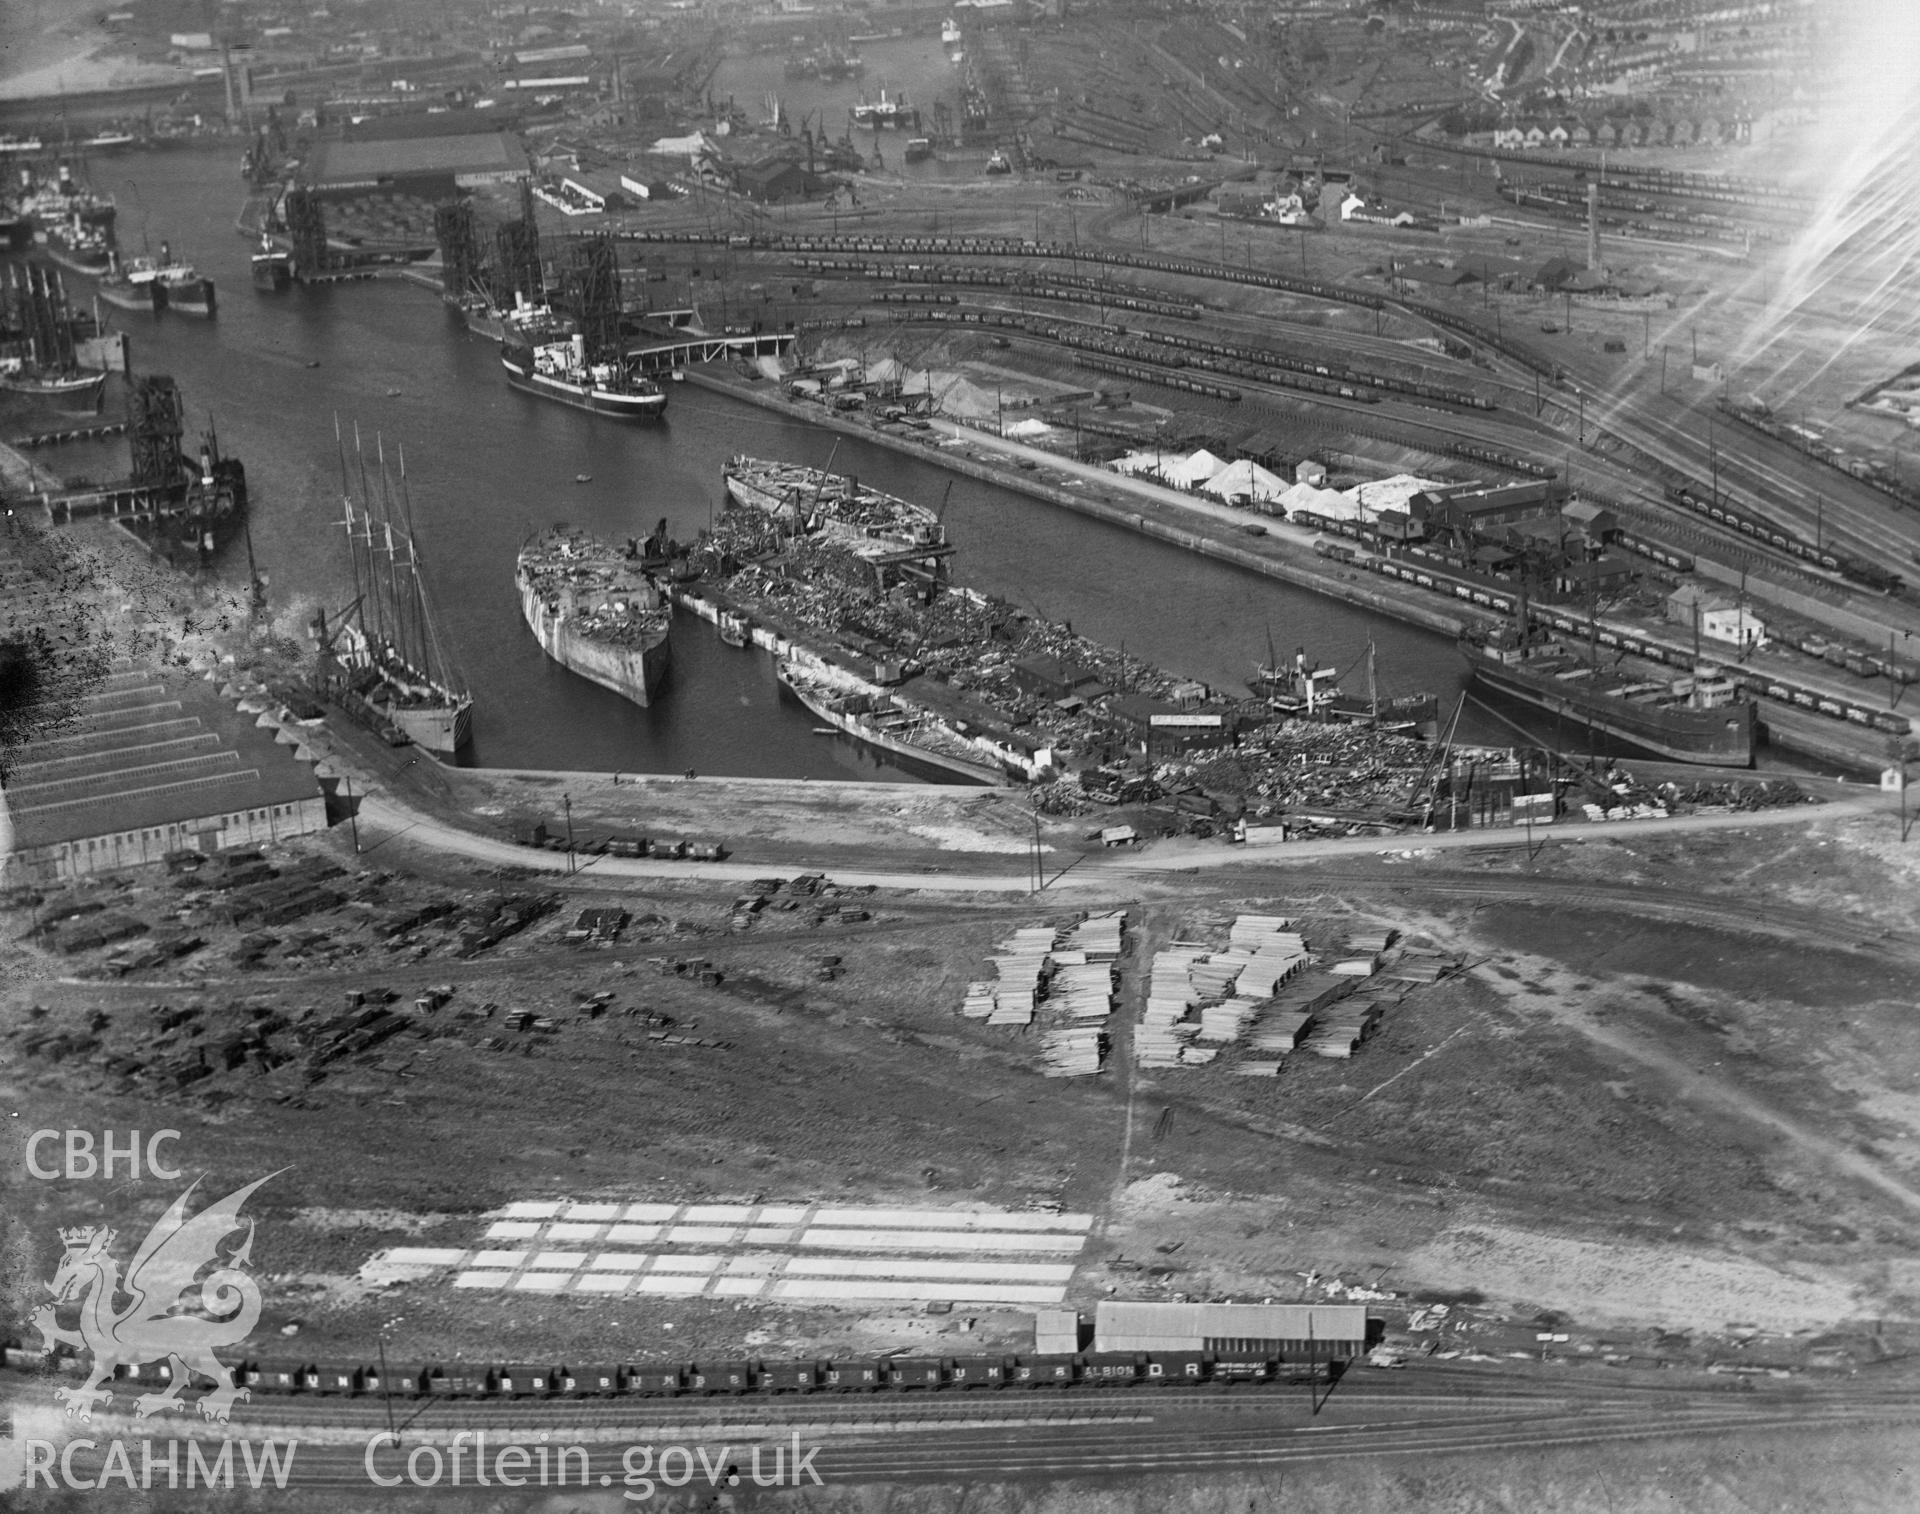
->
1586 181 1600 271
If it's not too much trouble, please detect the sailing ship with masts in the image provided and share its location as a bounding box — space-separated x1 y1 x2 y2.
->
311 420 474 756
0 260 108 409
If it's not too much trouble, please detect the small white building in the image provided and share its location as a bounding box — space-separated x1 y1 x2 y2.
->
1701 606 1767 649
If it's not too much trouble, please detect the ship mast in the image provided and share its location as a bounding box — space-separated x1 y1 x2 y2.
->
334 415 372 657
395 441 464 699
376 434 422 680
353 422 395 654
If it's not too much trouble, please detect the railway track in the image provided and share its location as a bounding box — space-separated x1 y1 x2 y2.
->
18 1381 1913 1490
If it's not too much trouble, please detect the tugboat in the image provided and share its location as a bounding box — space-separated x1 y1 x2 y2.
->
94 249 165 313
516 527 673 708
150 242 216 317
1253 639 1438 737
250 234 293 292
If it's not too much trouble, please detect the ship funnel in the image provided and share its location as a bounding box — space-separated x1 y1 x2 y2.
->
161 240 171 264
200 446 214 486
57 162 72 191
572 332 587 365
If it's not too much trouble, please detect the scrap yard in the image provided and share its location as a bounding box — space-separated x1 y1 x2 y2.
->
6 0 1920 1508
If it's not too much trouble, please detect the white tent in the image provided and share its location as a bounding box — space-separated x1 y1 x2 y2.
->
1344 473 1446 515
1200 458 1287 504
1111 450 1183 479
1277 480 1357 519
650 130 718 158
1003 417 1053 440
1163 449 1230 486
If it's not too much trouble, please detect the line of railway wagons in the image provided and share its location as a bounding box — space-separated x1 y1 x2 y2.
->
1662 483 1902 594
1296 516 1913 736
797 258 1207 320
623 229 1388 312
0 1345 1339 1399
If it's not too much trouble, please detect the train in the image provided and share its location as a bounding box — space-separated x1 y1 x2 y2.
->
1290 509 1913 736
1661 483 1903 594
0 1342 1347 1399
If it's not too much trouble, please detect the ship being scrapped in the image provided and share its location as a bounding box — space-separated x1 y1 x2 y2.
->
517 529 672 707
1462 619 1755 766
723 455 955 590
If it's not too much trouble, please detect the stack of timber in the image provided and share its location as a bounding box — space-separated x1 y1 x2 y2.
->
1041 1026 1106 1077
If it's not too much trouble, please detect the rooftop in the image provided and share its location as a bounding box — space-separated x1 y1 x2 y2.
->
305 132 531 186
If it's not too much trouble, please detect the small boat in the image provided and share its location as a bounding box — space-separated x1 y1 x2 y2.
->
574 473 593 484
95 251 164 313
718 610 751 648
151 244 216 318
251 235 293 292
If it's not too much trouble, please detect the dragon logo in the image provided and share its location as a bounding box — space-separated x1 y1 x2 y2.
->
31 1172 281 1424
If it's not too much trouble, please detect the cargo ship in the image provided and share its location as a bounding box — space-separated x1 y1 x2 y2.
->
313 422 473 755
21 163 116 274
777 658 1007 785
722 454 954 587
850 88 909 128
460 289 572 346
502 332 667 419
1461 624 1755 766
516 527 673 708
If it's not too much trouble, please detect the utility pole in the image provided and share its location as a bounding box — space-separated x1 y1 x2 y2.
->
378 1334 398 1447
342 773 360 853
563 791 575 874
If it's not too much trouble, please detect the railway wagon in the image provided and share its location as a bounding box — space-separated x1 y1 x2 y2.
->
3 1343 1360 1397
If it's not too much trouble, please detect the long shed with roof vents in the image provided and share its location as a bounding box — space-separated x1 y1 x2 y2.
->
1094 1301 1372 1357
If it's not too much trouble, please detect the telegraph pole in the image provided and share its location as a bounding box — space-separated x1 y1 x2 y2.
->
563 792 576 874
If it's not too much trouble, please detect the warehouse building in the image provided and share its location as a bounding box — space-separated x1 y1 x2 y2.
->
1 666 326 884
302 131 531 196
1094 1301 1373 1358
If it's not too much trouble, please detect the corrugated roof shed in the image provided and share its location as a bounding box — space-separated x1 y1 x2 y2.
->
1095 1301 1370 1353
5 668 322 851
306 132 530 187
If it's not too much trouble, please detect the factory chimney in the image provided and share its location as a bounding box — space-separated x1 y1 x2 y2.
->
1585 181 1600 271
223 45 237 121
